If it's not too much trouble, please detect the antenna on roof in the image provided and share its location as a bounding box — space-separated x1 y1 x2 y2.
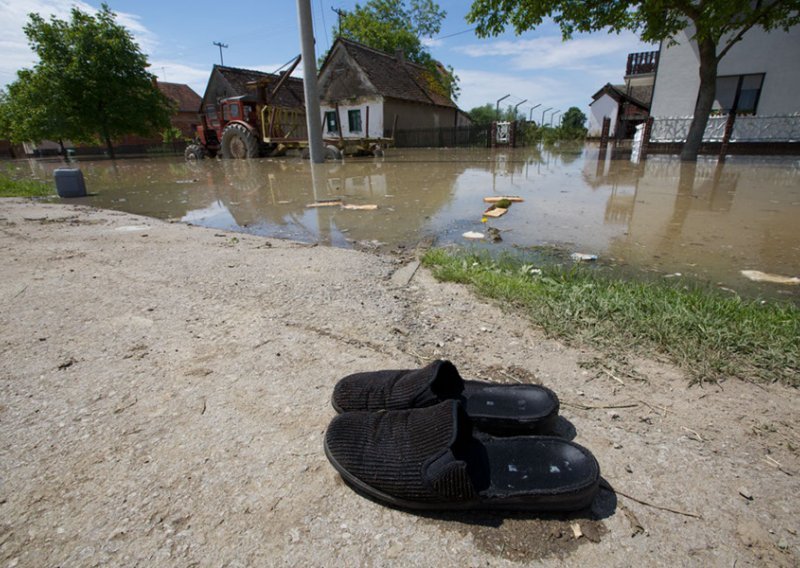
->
212 41 229 66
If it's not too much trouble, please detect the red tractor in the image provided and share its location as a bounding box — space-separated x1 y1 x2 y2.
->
186 56 392 161
185 96 269 160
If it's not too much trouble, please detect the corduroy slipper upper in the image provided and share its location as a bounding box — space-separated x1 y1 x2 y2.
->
324 400 600 512
331 360 559 436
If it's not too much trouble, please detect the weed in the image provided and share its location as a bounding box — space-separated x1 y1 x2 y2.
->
0 171 54 198
422 248 799 386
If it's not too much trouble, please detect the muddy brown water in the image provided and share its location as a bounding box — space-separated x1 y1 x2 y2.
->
18 145 800 300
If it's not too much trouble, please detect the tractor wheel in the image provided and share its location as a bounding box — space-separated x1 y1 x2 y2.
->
184 144 205 161
221 123 260 159
324 145 342 160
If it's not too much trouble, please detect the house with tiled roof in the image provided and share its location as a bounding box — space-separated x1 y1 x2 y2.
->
200 65 305 113
156 81 202 138
588 50 658 139
317 38 468 140
588 82 651 139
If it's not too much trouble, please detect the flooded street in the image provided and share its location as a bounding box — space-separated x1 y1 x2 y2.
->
21 145 800 299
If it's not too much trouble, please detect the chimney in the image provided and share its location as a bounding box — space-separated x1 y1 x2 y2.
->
395 48 405 63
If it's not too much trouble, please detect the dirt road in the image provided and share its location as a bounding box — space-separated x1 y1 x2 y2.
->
1 199 797 567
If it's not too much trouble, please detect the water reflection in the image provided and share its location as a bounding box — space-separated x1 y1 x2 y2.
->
22 146 800 299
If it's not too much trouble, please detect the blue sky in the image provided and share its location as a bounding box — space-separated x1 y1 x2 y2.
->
1 0 654 119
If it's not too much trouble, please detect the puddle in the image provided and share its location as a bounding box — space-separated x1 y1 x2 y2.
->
16 146 800 300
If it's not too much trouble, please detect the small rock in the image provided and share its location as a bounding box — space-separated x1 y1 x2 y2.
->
777 539 789 550
608 411 620 420
738 487 753 501
613 443 623 449
625 464 633 474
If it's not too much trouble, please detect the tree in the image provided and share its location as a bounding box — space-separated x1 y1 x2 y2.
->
561 107 587 130
468 103 525 124
331 0 460 99
467 1 800 161
467 104 496 124
2 4 172 158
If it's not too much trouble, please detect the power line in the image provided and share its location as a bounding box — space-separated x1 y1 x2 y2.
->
432 27 476 40
318 0 330 50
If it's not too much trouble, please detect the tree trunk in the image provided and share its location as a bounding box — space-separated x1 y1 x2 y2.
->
681 38 718 162
102 125 115 159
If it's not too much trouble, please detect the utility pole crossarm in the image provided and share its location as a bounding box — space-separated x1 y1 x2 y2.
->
213 41 228 66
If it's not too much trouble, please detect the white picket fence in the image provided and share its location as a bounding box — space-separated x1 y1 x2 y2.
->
650 114 800 143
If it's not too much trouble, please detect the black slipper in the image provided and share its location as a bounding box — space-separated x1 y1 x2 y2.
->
324 400 599 512
331 360 559 436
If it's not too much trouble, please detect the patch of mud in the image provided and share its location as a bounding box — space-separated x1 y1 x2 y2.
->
423 511 607 562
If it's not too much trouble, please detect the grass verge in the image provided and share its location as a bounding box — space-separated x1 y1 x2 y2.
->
0 171 55 198
422 248 799 386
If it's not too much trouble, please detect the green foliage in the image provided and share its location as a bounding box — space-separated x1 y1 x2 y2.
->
467 1 800 44
467 104 495 125
467 103 526 124
422 249 800 386
0 169 54 197
331 0 459 99
561 107 587 130
161 127 184 144
466 0 800 161
2 3 172 157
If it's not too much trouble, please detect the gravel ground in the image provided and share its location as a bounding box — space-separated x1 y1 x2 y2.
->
1 198 798 567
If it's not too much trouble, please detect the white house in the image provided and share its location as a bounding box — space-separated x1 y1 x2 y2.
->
588 51 657 138
650 25 800 117
316 38 469 141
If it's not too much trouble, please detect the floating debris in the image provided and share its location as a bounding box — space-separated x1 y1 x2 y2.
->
306 200 343 208
483 196 524 203
462 231 484 240
483 207 507 218
486 227 502 243
740 270 799 285
571 252 598 262
341 204 378 211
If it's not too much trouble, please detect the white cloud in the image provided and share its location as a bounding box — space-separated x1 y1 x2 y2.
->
455 68 573 115
421 37 443 48
149 60 211 95
456 31 653 72
0 0 158 88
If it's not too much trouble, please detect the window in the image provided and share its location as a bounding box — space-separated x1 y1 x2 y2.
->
713 73 764 115
222 103 240 120
206 105 219 127
348 109 362 133
324 111 338 133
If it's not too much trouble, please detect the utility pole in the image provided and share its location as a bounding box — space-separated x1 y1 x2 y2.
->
495 94 510 120
551 111 562 127
297 0 324 163
212 41 228 66
541 107 552 125
528 104 541 122
513 99 527 120
331 7 345 37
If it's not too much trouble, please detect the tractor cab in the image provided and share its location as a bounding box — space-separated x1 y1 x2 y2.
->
193 96 258 158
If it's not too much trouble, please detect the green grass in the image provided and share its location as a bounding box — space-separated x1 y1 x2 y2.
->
0 171 55 197
422 248 799 386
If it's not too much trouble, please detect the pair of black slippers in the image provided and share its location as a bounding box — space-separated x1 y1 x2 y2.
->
324 360 600 512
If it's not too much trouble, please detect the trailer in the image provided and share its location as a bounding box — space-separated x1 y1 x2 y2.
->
186 56 394 161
